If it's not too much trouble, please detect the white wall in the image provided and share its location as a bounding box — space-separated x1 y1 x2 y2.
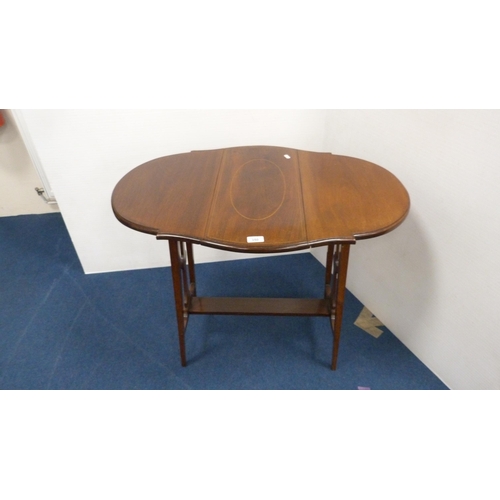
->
18 110 328 273
0 110 59 216
315 110 500 390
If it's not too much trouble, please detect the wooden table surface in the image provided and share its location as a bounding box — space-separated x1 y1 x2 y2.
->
112 145 410 252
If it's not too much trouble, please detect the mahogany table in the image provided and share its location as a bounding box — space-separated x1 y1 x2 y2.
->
112 146 410 370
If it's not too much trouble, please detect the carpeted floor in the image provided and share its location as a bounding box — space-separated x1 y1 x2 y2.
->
0 213 447 389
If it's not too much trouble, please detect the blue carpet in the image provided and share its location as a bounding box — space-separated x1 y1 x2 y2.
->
0 213 447 389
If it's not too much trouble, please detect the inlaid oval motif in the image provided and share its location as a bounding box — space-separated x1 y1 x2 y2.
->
230 159 286 220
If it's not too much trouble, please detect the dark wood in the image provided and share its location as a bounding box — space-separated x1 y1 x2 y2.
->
112 146 410 252
205 147 307 250
168 240 187 367
112 146 410 370
329 244 350 370
298 152 410 243
168 240 198 367
113 150 223 238
324 244 335 300
189 297 330 316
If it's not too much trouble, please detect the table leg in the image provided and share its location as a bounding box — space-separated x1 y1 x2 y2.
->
169 240 196 367
186 242 197 298
169 240 350 370
325 243 351 370
324 244 335 300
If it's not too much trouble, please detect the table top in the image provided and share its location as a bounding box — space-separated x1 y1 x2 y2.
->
112 146 410 252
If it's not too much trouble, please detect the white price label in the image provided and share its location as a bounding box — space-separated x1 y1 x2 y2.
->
247 236 265 243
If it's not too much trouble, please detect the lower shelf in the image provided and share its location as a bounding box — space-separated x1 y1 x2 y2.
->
189 297 330 316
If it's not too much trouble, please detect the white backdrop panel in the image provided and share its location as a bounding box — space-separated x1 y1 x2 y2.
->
19 110 328 273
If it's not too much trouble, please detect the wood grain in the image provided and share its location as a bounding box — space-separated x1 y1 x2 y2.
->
112 146 410 251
